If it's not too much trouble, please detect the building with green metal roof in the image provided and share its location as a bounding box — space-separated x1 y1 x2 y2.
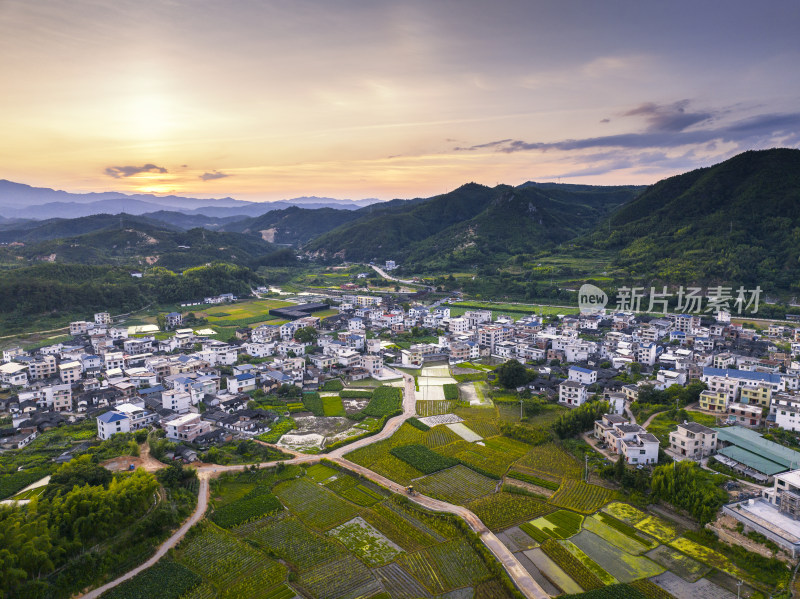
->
713 426 800 478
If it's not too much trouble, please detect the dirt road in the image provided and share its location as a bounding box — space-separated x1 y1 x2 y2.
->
79 372 551 599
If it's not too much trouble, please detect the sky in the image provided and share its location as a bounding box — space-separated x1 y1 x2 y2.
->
1 0 799 202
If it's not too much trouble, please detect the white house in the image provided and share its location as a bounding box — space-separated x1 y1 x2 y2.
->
97 410 130 440
161 388 193 413
568 366 597 385
558 380 588 407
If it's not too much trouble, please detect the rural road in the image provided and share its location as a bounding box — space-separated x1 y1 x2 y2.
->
369 264 434 290
79 372 550 599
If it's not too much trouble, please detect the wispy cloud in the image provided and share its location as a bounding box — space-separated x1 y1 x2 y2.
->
454 107 800 154
199 171 231 181
104 163 168 178
622 100 714 132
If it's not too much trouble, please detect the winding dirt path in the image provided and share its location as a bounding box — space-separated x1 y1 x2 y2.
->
79 372 550 599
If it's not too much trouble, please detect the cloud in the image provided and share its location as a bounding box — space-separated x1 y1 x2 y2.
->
622 100 714 132
600 118 610 123
199 171 231 181
454 110 800 154
104 163 167 178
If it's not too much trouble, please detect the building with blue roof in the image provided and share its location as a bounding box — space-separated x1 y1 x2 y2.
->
97 410 130 440
702 367 783 403
568 366 597 385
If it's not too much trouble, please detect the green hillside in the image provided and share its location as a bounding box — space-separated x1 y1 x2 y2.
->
305 182 638 268
586 148 800 289
223 206 363 245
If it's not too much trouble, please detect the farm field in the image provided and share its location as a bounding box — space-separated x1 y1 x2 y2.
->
548 479 618 514
570 530 665 583
468 491 552 531
159 463 521 599
414 465 498 504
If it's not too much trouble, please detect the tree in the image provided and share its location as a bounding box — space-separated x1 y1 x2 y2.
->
156 313 166 331
495 359 533 389
294 326 318 344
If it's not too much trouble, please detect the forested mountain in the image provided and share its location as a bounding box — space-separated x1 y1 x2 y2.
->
585 148 800 289
304 182 640 268
0 214 293 271
221 206 364 244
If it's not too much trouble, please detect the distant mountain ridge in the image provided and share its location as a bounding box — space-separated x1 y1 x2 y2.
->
0 179 381 219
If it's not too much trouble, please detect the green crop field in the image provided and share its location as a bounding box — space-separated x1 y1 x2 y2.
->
668 537 745 578
422 425 462 448
513 442 583 482
571 530 665 583
469 491 552 531
101 561 202 599
549 480 618 514
273 478 359 530
243 516 346 570
327 516 403 566
416 399 457 416
414 465 497 504
176 523 286 592
398 540 490 595
321 395 346 417
561 540 618 585
297 555 383 599
527 509 584 540
582 514 655 554
646 545 710 582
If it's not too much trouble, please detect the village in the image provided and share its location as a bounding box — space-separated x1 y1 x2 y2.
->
5 285 800 578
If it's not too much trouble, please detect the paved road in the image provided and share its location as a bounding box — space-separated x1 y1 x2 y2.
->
80 371 550 599
369 264 433 290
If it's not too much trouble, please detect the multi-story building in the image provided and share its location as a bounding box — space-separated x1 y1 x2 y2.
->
727 402 762 427
558 380 588 407
94 312 111 325
161 388 193 413
69 320 93 335
227 373 257 394
568 366 597 385
59 360 82 385
699 390 728 412
116 402 156 430
740 385 772 408
669 422 717 459
28 355 58 380
702 367 783 402
165 312 184 329
97 410 130 440
636 342 658 366
2 347 25 363
164 413 211 442
477 325 508 353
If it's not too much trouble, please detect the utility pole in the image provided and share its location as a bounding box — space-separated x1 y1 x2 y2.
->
519 397 524 420
585 454 589 482
736 579 742 599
